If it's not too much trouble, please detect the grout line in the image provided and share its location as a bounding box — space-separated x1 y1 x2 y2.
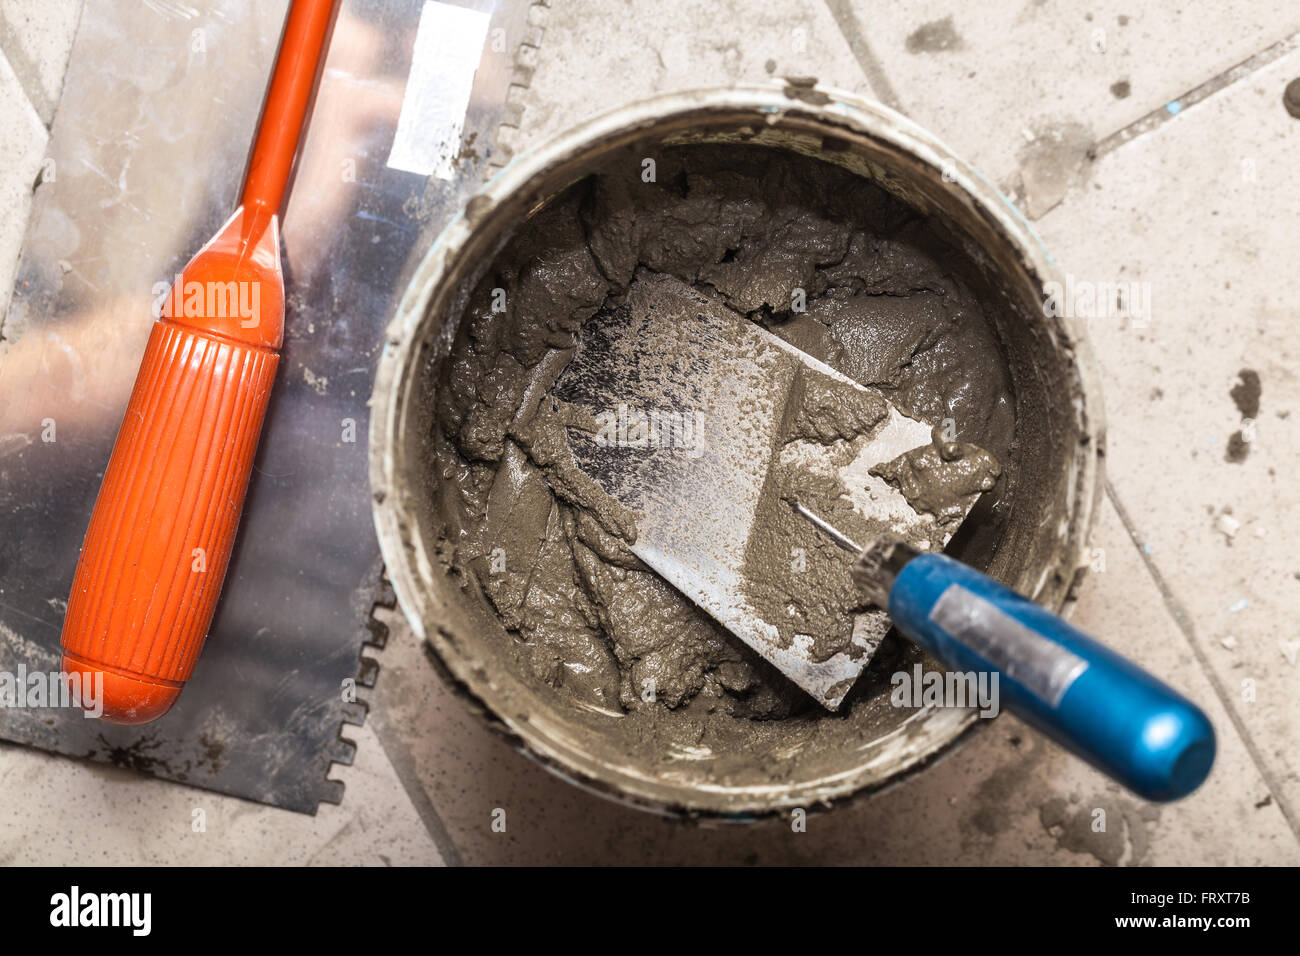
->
1092 30 1300 159
1105 479 1300 842
368 712 465 867
822 0 904 113
0 44 50 338
0 17 53 126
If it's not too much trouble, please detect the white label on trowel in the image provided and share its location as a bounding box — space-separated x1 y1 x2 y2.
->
387 2 491 180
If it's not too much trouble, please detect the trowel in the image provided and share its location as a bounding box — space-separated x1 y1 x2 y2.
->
60 0 337 723
552 273 1215 801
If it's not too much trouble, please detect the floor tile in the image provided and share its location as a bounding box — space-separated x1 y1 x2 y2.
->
0 45 45 322
855 1 1300 210
0 717 441 865
1034 46 1300 828
0 0 81 125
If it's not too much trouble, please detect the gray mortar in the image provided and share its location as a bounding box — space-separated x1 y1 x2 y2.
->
432 145 1008 728
370 87 1104 817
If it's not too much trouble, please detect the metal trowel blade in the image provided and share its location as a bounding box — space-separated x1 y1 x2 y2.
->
551 274 981 709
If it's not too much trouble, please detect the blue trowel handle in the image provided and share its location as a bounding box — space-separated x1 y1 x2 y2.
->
859 542 1215 801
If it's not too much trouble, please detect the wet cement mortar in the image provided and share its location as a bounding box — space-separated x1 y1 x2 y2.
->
427 144 1018 780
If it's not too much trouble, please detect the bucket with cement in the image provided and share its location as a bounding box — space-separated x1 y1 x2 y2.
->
370 83 1104 817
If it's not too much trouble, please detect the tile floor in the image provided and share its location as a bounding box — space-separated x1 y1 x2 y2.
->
1 0 1296 865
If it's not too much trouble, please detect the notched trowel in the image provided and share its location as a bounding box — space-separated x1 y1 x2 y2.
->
549 273 1217 802
550 273 988 710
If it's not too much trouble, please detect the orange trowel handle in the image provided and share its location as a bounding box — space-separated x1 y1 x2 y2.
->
241 0 336 220
60 0 335 724
61 323 280 724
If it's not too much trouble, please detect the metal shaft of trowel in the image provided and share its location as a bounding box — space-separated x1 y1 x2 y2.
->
790 500 1217 802
788 500 862 553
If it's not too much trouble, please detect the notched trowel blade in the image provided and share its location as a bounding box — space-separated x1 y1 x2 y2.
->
550 274 986 709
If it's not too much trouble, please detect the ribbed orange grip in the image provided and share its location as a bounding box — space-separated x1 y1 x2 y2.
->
59 0 335 723
62 320 278 723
